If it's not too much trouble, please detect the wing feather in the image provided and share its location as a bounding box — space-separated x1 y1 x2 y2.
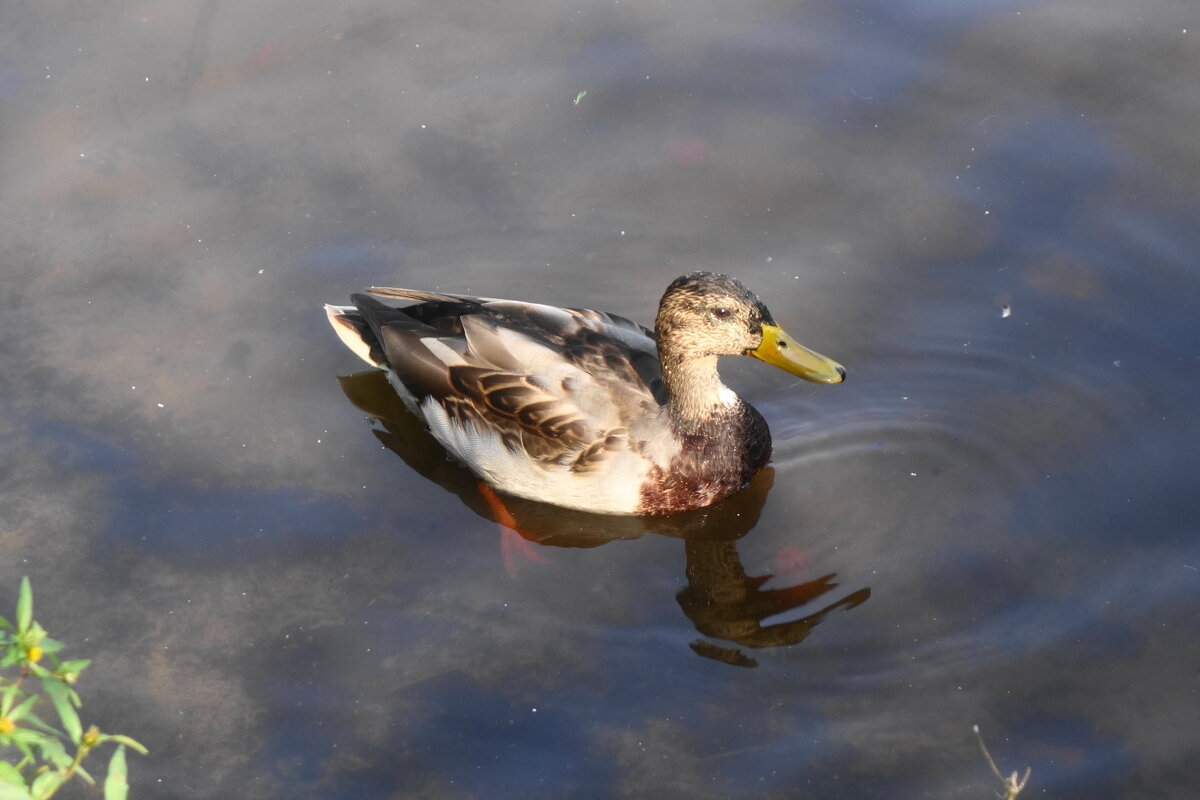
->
334 286 675 475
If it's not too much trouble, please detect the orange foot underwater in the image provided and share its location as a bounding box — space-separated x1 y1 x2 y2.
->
478 483 551 579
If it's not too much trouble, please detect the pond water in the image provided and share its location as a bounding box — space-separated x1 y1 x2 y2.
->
3 1 1198 798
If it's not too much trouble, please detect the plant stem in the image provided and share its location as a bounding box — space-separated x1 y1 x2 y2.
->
38 741 88 800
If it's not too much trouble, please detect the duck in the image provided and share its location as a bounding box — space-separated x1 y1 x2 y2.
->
324 272 844 515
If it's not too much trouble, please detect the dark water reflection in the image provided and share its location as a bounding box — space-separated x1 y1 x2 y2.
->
3 0 1199 798
340 370 871 668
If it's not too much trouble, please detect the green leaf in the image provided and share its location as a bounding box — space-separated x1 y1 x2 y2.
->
43 682 81 709
8 694 40 723
8 729 54 750
16 711 60 739
41 682 81 745
15 579 32 635
37 737 70 771
73 763 95 786
98 735 148 756
0 762 25 787
0 783 32 800
103 746 128 800
9 738 34 764
0 683 20 715
34 638 63 656
57 660 90 676
23 664 49 680
28 770 61 800
0 615 13 632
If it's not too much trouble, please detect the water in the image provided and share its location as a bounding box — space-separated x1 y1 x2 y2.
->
2 2 1198 798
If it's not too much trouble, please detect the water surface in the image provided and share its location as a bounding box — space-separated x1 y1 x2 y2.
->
2 1 1198 798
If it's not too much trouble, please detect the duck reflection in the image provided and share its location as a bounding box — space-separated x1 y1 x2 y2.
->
339 371 869 666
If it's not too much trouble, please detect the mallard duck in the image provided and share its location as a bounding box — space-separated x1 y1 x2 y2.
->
325 272 844 515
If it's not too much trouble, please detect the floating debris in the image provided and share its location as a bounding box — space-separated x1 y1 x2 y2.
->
974 725 1031 799
574 90 587 105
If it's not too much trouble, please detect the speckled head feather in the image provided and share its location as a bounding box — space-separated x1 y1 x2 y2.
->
655 272 775 363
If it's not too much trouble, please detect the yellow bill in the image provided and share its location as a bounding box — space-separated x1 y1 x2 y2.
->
749 324 846 384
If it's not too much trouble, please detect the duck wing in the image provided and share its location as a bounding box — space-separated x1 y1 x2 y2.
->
327 288 668 470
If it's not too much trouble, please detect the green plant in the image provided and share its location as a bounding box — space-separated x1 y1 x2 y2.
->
0 577 146 800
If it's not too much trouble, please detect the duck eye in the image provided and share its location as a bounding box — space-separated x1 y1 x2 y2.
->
713 306 731 319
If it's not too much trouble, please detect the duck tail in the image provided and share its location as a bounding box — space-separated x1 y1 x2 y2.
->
324 303 380 367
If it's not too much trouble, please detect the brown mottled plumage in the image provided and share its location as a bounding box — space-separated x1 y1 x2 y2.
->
325 272 844 514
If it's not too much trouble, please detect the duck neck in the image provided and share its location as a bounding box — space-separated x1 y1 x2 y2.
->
660 354 741 434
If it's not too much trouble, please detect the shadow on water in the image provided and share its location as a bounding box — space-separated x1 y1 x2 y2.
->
338 370 870 667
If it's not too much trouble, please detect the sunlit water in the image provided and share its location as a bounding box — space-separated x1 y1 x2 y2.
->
2 1 1198 798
